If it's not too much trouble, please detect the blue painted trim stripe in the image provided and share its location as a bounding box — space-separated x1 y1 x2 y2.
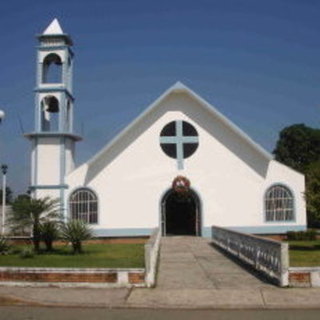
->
202 227 212 238
30 185 69 190
34 87 74 100
94 228 153 237
60 137 66 219
91 225 306 238
25 132 82 141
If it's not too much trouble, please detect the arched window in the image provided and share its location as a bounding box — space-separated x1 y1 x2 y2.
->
42 53 62 83
69 188 98 224
265 185 294 221
41 96 59 131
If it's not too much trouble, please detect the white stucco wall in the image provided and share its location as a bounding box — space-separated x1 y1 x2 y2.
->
62 91 306 237
65 139 75 175
36 137 61 186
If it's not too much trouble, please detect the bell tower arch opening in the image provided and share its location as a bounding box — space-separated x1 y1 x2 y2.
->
41 95 60 131
42 53 62 83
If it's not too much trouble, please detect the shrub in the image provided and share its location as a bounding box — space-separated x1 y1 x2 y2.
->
287 230 317 241
20 247 34 259
61 220 92 254
40 221 60 251
0 237 10 255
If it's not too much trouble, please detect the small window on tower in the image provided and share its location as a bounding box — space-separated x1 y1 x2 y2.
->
42 53 62 84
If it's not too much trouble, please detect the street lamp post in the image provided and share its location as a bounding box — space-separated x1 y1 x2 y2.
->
0 110 5 124
0 110 5 235
1 164 7 235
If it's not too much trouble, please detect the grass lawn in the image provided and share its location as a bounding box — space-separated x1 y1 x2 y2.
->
289 240 320 267
0 243 145 268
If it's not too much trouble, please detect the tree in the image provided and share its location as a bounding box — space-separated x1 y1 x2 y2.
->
0 187 13 205
273 124 320 226
14 193 31 202
61 220 92 254
273 124 320 172
9 196 61 252
305 161 320 227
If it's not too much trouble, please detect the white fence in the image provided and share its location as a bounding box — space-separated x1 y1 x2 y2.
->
144 228 161 287
211 226 289 286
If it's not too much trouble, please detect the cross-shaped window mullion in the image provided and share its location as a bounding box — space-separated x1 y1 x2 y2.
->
176 121 184 170
159 120 199 170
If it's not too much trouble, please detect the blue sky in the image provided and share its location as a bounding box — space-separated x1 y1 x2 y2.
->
0 0 320 195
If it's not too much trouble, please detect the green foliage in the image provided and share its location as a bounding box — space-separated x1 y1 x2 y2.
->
289 240 320 267
0 243 144 268
0 237 10 254
61 220 93 254
287 230 317 241
40 221 60 252
273 124 320 226
0 187 13 205
19 247 34 259
14 193 31 202
305 161 320 226
9 196 61 252
273 124 320 172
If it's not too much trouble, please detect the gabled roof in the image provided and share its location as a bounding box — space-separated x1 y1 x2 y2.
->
43 18 64 35
85 82 273 168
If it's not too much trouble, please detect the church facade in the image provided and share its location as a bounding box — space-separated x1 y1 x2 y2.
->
26 20 307 238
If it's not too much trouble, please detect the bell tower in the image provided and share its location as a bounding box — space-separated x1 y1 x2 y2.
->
25 19 81 210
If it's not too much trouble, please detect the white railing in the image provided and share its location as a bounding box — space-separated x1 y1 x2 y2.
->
211 226 289 286
144 228 161 287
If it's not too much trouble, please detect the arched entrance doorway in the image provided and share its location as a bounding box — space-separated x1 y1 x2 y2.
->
161 189 201 236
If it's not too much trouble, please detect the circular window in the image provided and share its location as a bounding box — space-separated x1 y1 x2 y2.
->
160 120 199 159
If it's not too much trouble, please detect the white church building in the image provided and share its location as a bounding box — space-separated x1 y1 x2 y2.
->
25 19 307 238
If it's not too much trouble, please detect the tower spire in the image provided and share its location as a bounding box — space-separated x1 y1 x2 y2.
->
43 18 64 35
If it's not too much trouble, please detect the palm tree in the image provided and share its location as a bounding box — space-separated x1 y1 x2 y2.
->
61 220 92 254
40 221 60 251
9 196 61 252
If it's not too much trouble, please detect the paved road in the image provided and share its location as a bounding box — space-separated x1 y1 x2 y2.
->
1 307 320 320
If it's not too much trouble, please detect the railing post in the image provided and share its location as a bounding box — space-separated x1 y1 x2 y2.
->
144 228 161 287
280 242 289 287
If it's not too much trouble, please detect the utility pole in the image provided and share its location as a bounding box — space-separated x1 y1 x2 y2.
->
1 164 8 235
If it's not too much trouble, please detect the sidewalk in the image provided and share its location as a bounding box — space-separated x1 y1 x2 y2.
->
1 285 320 309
